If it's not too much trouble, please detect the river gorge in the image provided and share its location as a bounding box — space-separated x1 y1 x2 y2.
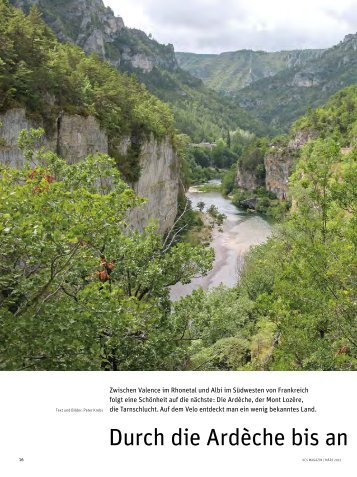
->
170 186 272 300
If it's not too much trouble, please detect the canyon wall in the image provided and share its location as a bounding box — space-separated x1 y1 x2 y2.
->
264 130 316 199
236 165 261 191
0 108 179 233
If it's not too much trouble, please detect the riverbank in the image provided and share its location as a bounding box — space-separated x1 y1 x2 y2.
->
170 188 272 300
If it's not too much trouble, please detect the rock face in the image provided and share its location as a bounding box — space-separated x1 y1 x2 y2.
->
10 0 178 74
236 166 260 191
264 150 293 199
0 109 44 168
56 114 108 164
292 70 322 88
127 137 179 234
265 130 316 198
340 33 357 51
0 108 179 233
240 197 258 210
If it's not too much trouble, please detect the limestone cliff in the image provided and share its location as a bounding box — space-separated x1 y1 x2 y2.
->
236 166 260 191
127 137 179 234
265 130 316 198
0 109 179 233
10 0 178 74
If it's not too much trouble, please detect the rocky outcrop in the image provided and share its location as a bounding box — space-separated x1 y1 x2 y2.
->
292 70 322 88
56 114 108 163
11 0 178 74
0 109 44 168
0 109 107 167
236 166 260 191
0 108 179 233
126 137 179 234
239 197 258 210
264 150 293 199
265 130 316 198
340 33 357 51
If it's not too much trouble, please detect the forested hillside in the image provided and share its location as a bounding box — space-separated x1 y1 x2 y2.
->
177 34 357 134
9 0 268 141
176 49 324 94
292 85 357 143
236 34 357 133
230 85 357 207
0 0 178 182
175 86 356 370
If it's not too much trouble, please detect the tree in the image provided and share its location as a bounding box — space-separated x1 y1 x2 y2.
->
0 130 214 370
259 140 357 370
226 129 231 149
197 201 205 212
169 140 356 371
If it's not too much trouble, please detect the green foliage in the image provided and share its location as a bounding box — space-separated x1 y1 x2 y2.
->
231 187 290 220
211 139 239 168
221 164 237 195
292 85 357 145
0 131 214 370
238 137 268 176
181 139 241 187
235 38 357 134
171 286 254 370
190 146 211 168
191 336 251 371
176 49 323 97
172 140 357 371
182 156 218 185
207 204 226 226
0 0 175 176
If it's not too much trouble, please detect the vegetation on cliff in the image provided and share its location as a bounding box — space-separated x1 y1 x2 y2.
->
0 1 174 142
293 85 357 145
0 130 213 370
235 34 357 133
227 85 357 218
173 139 356 371
8 0 270 141
176 49 323 96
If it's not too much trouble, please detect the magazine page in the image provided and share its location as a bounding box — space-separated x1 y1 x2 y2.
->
0 0 356 475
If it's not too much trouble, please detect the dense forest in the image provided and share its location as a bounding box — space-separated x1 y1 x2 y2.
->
0 1 356 371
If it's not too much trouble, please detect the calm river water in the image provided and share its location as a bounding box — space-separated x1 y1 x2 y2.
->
170 187 272 300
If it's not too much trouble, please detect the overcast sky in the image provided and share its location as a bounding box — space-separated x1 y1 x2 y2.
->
103 0 357 53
